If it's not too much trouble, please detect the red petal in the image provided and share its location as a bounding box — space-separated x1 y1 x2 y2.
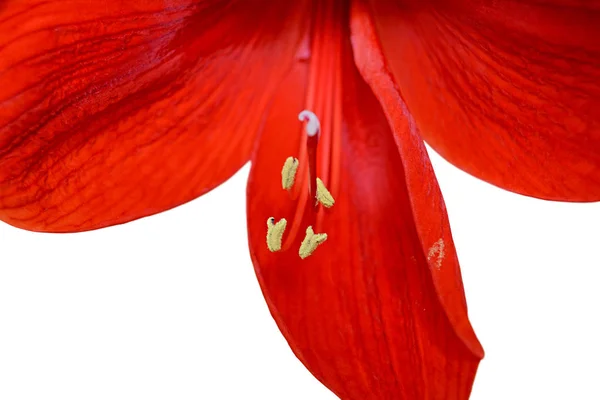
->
247 16 483 399
366 0 600 201
0 1 308 232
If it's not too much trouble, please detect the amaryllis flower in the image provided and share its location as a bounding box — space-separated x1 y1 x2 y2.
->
0 1 598 399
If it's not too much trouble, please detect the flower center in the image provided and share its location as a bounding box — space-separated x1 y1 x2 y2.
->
266 110 336 259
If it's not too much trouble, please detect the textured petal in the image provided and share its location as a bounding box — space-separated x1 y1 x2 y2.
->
367 0 600 201
0 0 308 232
246 10 483 399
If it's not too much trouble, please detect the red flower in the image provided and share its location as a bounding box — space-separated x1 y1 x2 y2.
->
0 1 598 399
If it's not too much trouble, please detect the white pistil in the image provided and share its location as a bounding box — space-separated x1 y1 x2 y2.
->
298 110 321 137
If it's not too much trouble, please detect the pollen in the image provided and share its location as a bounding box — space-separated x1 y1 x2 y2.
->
316 177 335 208
299 226 328 259
281 157 299 190
427 238 445 269
266 217 287 252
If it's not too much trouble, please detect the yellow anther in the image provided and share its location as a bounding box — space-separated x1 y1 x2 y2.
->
299 226 328 259
266 217 287 252
281 157 299 190
316 177 335 208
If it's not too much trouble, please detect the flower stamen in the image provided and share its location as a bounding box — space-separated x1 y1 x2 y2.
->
266 217 287 252
266 112 334 255
315 177 335 208
281 157 299 190
299 226 328 259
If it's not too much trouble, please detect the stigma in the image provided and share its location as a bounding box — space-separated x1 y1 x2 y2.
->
298 110 320 137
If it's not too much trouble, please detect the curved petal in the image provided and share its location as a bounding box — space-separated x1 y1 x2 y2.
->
367 0 600 201
0 0 308 232
247 16 483 399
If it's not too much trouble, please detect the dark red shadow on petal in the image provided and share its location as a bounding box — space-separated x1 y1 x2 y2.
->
367 0 600 201
0 0 309 232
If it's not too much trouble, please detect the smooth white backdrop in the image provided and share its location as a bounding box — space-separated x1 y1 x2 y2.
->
0 147 598 399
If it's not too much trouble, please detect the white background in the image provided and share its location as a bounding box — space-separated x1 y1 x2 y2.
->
0 147 598 400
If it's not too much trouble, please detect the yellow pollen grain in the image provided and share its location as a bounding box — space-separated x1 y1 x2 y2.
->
299 226 328 259
281 157 299 190
427 238 445 269
316 177 335 208
266 217 287 252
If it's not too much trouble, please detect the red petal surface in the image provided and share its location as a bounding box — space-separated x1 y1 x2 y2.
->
0 1 308 232
367 0 600 201
247 7 483 398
